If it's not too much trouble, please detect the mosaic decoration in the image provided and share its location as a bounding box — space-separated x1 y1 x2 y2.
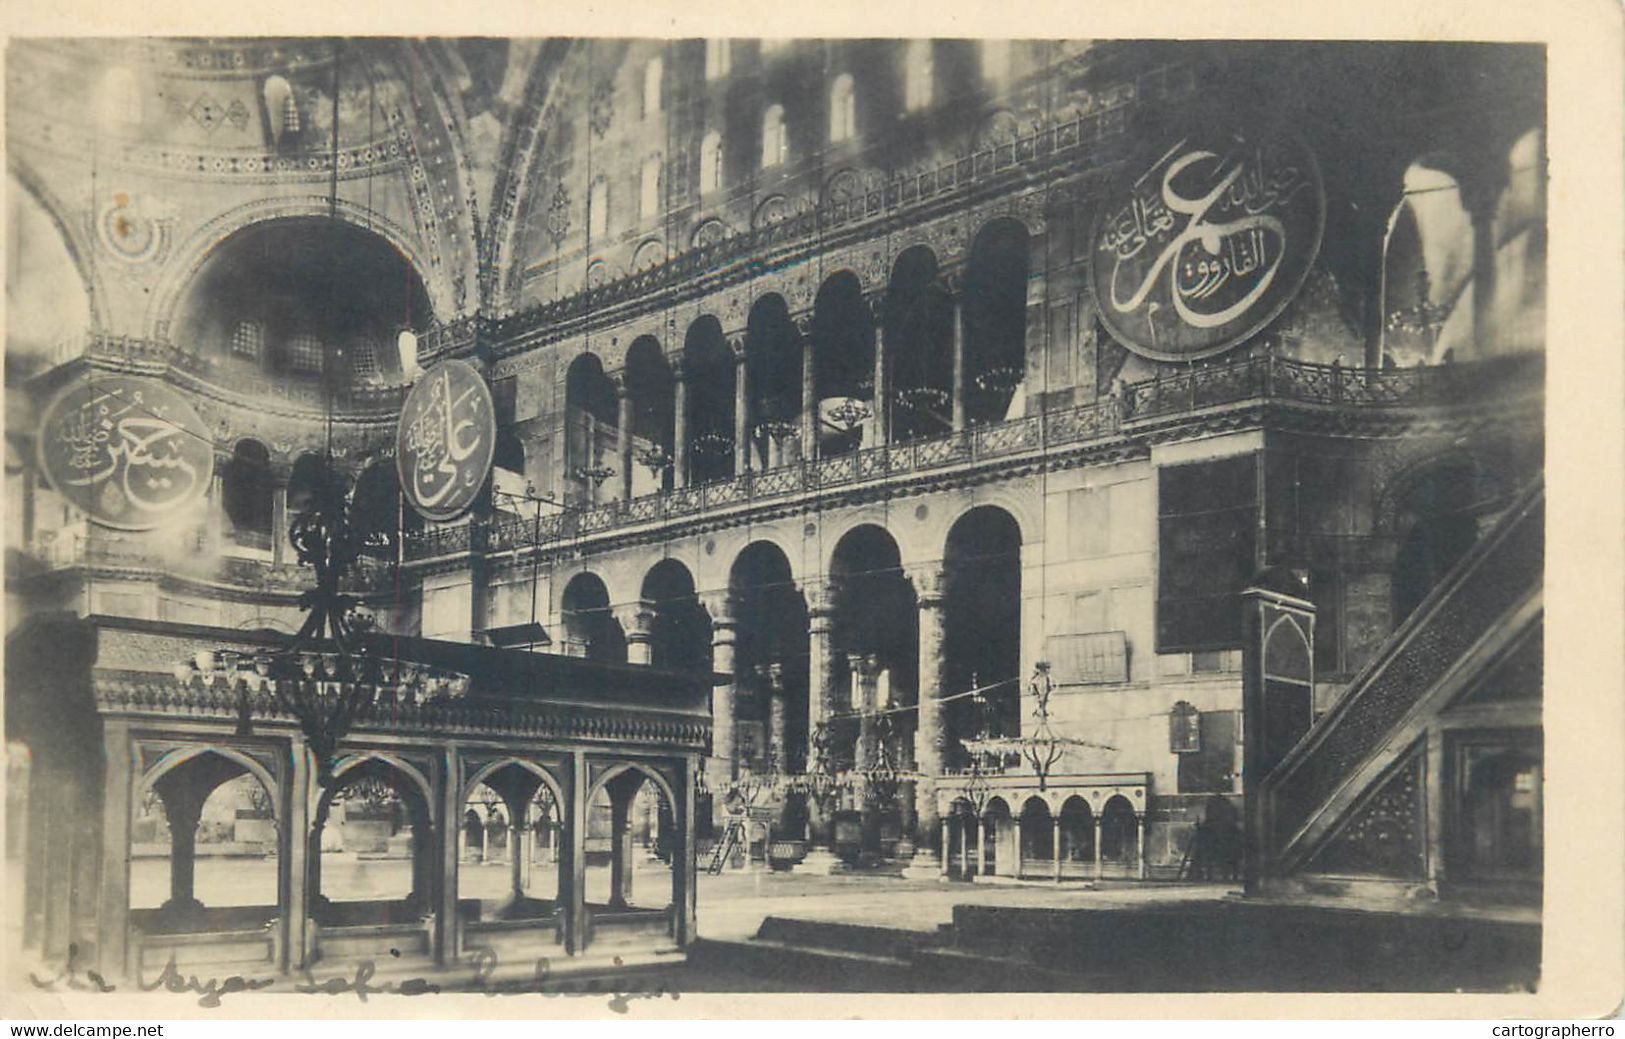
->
188 93 227 133
1091 127 1324 361
97 191 167 264
36 375 214 530
546 182 572 245
396 359 496 522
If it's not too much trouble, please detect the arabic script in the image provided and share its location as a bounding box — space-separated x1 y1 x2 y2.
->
1094 132 1322 358
397 360 495 521
38 377 213 529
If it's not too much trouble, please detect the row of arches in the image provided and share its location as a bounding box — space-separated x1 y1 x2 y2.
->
562 224 1029 503
942 794 1146 881
129 747 679 934
558 505 1024 773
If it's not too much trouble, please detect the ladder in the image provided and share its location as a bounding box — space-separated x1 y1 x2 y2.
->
706 818 743 875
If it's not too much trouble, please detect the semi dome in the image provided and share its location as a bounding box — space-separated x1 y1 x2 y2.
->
171 216 432 389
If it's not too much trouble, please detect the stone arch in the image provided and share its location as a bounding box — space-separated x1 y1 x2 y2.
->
559 570 626 662
585 760 678 810
325 751 434 813
885 244 953 442
6 162 106 332
139 745 278 820
147 197 442 339
1099 793 1140 868
942 505 1023 755
963 216 1031 426
640 558 712 674
461 757 566 811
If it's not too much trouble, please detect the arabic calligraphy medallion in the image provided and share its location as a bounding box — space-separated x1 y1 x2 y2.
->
1090 128 1324 361
395 358 496 522
37 375 214 530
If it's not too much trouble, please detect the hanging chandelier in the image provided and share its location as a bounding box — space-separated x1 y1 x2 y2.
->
691 429 735 457
824 398 873 434
635 442 674 475
974 364 1023 395
959 662 1116 791
572 462 617 485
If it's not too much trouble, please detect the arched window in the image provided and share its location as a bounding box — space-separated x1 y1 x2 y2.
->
761 104 787 169
643 56 664 118
230 321 264 360
829 73 856 143
905 40 934 111
639 155 662 220
981 40 1011 83
349 339 380 379
1170 701 1202 753
97 68 141 129
705 39 731 79
262 75 298 144
699 130 724 194
588 176 609 242
286 333 323 374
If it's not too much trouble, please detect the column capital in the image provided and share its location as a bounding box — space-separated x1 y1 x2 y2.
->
804 577 842 617
908 564 948 606
699 590 736 624
609 369 630 395
725 333 749 361
615 600 656 635
670 356 689 380
939 266 967 297
863 291 887 324
792 311 815 338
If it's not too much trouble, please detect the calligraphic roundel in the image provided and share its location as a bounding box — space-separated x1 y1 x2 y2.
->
396 358 496 522
37 374 215 530
1090 127 1325 362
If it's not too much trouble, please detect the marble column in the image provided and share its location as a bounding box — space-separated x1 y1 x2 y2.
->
672 360 689 489
619 601 655 666
615 375 634 501
1094 816 1104 882
1012 815 1024 880
797 313 818 459
977 817 988 877
851 653 881 860
1054 815 1064 882
610 792 633 908
949 280 967 433
269 480 288 563
161 793 204 915
731 338 750 475
795 583 844 875
705 595 740 825
767 663 787 773
1137 812 1148 881
867 294 888 447
903 566 948 879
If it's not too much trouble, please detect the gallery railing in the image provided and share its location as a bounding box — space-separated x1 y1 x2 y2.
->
422 64 1196 360
33 333 411 416
405 351 1543 563
19 529 396 594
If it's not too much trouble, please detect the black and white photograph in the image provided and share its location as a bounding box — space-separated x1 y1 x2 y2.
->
0 3 1620 1022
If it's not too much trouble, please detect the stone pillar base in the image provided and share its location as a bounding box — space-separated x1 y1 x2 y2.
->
899 848 943 881
793 848 845 875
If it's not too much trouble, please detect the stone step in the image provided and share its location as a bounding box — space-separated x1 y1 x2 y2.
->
754 916 938 959
686 938 920 992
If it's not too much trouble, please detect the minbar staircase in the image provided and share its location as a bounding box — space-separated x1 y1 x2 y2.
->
1251 480 1544 903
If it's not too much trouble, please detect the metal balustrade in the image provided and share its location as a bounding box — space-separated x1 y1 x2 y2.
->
401 351 1542 564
